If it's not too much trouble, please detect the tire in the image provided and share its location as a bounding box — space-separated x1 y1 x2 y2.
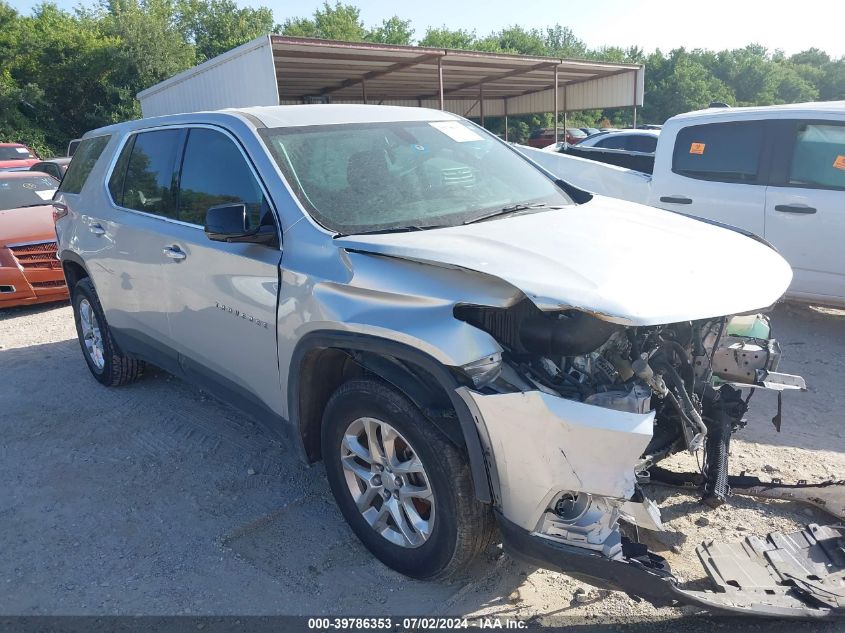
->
72 277 144 386
321 378 495 580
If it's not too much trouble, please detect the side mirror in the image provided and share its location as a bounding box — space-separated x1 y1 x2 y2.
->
204 203 276 245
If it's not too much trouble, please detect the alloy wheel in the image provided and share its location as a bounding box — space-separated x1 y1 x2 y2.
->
79 298 105 371
340 416 435 548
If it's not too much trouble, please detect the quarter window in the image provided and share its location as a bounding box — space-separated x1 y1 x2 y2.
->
789 122 845 191
108 135 135 205
58 135 111 194
672 122 764 183
177 128 266 227
628 135 658 153
594 135 627 150
120 129 182 218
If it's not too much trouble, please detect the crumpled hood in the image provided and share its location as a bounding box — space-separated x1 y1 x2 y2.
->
335 196 793 326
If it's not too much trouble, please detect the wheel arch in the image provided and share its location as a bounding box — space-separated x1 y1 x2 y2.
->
289 331 493 504
60 250 91 290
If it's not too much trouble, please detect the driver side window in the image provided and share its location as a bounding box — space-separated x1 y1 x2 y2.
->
177 128 267 227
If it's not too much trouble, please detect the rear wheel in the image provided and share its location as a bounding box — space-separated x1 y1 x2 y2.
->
72 277 144 386
321 378 494 580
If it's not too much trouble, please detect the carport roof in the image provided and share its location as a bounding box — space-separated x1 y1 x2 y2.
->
270 36 641 105
136 35 645 119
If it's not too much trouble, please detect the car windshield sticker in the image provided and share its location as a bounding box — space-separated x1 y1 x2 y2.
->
22 182 36 189
429 121 484 143
834 155 845 171
35 189 55 200
689 142 706 155
15 147 29 154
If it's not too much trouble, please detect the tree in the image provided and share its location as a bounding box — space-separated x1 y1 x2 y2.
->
177 0 273 61
367 16 413 45
280 1 365 41
718 46 779 104
100 0 196 121
774 64 818 103
7 3 129 147
278 16 317 38
418 26 476 49
641 49 734 124
544 25 587 59
479 25 546 55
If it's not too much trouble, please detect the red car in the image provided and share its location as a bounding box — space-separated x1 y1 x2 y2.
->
0 172 67 308
0 143 40 170
525 127 588 148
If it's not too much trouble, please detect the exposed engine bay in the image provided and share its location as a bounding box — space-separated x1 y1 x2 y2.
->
457 298 804 497
455 300 845 618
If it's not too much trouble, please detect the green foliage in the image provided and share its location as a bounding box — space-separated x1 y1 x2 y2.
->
641 49 734 123
367 16 413 45
280 1 365 41
479 25 547 55
419 26 477 49
177 0 273 61
544 25 588 59
1 0 844 154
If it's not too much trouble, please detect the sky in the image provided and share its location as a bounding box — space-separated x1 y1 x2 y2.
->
9 0 845 58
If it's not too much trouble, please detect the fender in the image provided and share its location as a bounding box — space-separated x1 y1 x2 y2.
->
288 331 493 504
59 250 91 285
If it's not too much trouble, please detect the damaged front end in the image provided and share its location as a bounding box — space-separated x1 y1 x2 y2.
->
454 300 845 618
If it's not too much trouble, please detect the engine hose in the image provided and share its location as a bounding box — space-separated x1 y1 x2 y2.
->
658 341 695 399
663 391 696 447
653 359 707 444
702 409 732 508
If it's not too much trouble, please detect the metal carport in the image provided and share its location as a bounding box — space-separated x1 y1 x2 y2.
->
138 35 645 141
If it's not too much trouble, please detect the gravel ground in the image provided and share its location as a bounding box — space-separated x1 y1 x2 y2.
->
0 299 843 630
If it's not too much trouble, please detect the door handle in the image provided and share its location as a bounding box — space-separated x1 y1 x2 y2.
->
163 246 187 261
774 204 816 214
660 196 693 205
89 223 106 236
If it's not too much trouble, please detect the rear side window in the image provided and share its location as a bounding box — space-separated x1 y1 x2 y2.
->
672 121 764 183
789 122 845 191
628 135 658 153
58 135 110 194
177 128 267 227
119 129 183 218
594 135 627 150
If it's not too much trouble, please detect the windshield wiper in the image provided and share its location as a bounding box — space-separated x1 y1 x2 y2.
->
333 224 447 239
463 202 549 225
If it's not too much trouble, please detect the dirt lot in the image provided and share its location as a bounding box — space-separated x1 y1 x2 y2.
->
1 299 844 629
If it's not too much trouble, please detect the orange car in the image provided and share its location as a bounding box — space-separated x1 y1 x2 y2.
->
0 172 67 308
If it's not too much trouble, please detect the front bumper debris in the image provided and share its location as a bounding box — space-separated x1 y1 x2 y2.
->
462 385 845 618
499 512 845 619
649 466 845 521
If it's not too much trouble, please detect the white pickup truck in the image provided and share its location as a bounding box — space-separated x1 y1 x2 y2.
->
519 102 845 307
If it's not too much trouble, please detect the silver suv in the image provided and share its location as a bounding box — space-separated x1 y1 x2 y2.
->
55 105 840 618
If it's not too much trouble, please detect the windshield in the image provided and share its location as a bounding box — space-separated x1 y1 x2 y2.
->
0 146 36 161
0 176 57 210
260 119 573 234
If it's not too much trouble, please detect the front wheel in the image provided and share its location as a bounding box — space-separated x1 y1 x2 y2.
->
321 378 494 580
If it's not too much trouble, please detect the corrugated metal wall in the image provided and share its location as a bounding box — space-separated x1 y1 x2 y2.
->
285 69 643 118
506 69 644 116
139 36 279 118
